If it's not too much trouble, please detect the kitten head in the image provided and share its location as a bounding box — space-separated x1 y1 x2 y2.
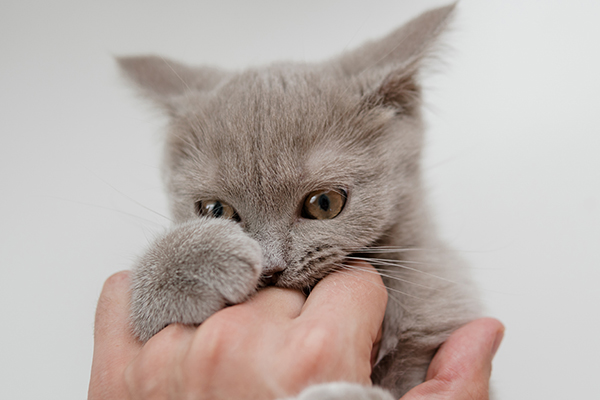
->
118 5 454 289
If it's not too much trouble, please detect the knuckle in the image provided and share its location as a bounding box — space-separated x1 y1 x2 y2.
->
123 362 138 393
194 315 243 364
124 330 190 398
124 359 160 397
293 324 338 376
155 323 190 342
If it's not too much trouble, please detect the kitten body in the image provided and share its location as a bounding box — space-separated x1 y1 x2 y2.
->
120 4 481 399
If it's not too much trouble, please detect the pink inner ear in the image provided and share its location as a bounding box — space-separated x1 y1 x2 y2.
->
361 70 421 115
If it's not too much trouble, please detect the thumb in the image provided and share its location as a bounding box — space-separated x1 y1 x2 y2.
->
402 318 504 400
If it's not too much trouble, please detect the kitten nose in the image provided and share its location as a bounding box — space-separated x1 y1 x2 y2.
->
263 261 285 274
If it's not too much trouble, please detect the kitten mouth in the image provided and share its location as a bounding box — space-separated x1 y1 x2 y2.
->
259 270 311 291
259 271 284 287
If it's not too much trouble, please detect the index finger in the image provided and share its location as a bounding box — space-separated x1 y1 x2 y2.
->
300 261 388 343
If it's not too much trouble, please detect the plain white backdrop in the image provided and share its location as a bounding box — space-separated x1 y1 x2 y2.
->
1 1 599 398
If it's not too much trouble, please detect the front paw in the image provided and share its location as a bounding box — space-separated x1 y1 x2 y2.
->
286 383 395 400
130 218 263 341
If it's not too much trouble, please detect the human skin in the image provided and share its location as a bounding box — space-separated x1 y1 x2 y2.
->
88 262 503 400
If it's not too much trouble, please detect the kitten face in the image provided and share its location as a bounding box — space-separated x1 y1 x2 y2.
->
162 65 424 289
119 4 454 290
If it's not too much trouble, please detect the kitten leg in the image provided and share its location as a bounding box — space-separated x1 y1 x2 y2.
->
282 382 395 400
130 218 262 342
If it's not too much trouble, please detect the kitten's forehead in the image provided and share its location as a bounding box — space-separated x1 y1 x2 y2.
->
177 68 348 161
210 65 349 138
167 63 414 222
183 64 395 156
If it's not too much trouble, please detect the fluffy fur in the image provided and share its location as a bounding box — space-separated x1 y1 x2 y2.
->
119 4 481 399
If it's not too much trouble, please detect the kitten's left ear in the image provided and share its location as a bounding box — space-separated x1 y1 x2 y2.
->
337 3 456 114
117 55 228 112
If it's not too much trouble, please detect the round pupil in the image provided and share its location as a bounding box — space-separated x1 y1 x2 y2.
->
318 194 330 211
211 201 223 218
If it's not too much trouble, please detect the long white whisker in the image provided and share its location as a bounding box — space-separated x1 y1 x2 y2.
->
332 264 426 301
42 196 166 228
160 55 192 91
344 256 458 285
346 255 429 266
159 56 209 145
331 266 408 310
346 247 431 254
86 169 172 222
335 262 437 291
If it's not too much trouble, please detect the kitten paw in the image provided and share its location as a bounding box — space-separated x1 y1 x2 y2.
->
284 382 395 400
130 218 262 341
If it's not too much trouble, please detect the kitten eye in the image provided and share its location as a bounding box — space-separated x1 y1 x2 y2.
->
301 189 347 220
195 200 240 221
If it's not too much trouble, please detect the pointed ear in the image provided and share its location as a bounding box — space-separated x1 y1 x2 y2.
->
338 4 456 114
116 55 228 109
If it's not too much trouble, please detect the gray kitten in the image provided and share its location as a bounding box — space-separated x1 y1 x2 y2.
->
118 4 481 399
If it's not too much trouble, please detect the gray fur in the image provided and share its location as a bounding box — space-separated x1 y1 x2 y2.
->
120 4 481 399
286 383 395 400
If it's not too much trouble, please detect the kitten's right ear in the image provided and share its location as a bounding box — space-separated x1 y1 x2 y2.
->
336 4 456 115
117 55 228 110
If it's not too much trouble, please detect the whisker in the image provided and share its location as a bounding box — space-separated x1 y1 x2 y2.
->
346 255 429 266
346 246 431 254
335 262 438 291
159 56 214 153
344 256 458 285
350 266 409 275
330 266 408 310
349 245 422 249
87 168 172 222
43 195 166 228
332 264 426 301
160 55 192 92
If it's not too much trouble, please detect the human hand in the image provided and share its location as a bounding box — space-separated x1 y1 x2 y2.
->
400 318 504 400
88 261 388 400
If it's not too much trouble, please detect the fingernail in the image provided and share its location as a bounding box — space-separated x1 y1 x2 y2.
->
491 329 504 357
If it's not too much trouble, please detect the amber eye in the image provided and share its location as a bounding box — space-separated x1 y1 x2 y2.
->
195 200 240 221
301 189 347 220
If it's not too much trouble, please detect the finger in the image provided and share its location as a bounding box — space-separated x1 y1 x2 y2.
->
402 318 505 400
183 289 305 399
88 271 142 400
300 261 388 342
224 286 306 322
124 324 195 400
186 287 305 374
245 287 306 319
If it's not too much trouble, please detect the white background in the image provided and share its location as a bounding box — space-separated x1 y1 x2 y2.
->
1 0 599 399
